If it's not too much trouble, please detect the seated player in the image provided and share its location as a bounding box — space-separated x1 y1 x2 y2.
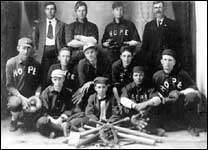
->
85 77 120 126
72 43 111 111
152 49 203 136
120 66 163 135
112 46 135 113
6 37 42 132
36 69 79 138
47 47 78 92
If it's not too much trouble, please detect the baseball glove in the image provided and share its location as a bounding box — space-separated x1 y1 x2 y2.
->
99 124 119 146
165 90 181 103
25 96 42 113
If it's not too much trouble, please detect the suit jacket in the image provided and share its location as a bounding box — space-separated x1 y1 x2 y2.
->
140 16 183 76
85 93 120 121
33 19 66 63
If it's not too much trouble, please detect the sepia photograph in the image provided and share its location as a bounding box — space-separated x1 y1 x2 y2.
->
1 1 207 149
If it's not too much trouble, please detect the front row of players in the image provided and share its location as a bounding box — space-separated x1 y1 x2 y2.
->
6 37 202 138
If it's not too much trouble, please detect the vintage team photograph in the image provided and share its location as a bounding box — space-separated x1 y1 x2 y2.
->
1 1 207 149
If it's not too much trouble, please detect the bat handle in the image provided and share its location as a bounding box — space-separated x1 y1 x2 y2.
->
76 133 100 148
88 119 105 125
112 117 130 125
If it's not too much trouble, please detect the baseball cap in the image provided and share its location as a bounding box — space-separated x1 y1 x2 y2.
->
133 66 144 73
51 69 65 78
83 43 97 52
18 37 33 48
162 49 176 59
94 77 109 85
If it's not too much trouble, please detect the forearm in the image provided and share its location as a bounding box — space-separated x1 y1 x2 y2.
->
120 97 136 109
67 39 84 48
124 40 140 46
77 35 97 44
180 88 199 95
35 85 42 97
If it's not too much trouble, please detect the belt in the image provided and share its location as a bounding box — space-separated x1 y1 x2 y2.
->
44 45 56 49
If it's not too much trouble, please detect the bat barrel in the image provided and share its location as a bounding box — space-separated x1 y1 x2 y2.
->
80 127 101 137
76 133 100 148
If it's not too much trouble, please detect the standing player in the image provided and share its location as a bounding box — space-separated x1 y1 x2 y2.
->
102 2 141 63
6 37 42 131
65 1 99 68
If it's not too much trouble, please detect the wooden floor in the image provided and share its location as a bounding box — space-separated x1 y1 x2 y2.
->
1 118 207 149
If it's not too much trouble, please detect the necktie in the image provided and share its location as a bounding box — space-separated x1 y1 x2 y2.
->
47 21 53 39
158 20 162 28
100 100 106 121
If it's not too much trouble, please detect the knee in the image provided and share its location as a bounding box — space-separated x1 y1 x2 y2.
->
36 116 49 129
185 92 201 104
7 96 22 112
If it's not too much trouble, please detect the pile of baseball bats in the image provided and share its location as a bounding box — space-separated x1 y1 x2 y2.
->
75 117 164 148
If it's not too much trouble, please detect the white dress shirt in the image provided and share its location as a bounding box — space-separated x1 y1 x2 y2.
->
45 18 57 46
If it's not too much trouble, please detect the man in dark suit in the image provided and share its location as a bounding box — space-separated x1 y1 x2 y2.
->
139 1 183 79
33 2 65 89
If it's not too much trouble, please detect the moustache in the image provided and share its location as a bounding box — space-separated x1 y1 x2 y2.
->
156 11 162 14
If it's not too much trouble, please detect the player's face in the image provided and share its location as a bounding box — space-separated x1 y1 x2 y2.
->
18 45 32 61
153 2 164 18
76 6 87 20
133 72 144 85
51 77 65 92
120 51 133 67
45 4 56 19
95 83 108 97
161 55 176 74
84 48 97 63
113 7 124 19
58 50 71 66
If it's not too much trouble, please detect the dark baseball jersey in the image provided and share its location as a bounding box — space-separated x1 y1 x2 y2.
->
47 63 78 91
6 56 41 98
112 59 134 91
40 85 74 117
153 69 197 97
102 18 140 45
65 18 99 50
77 56 111 86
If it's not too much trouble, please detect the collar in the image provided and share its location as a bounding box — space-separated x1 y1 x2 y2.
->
17 55 30 65
76 18 88 24
97 94 107 101
47 18 56 24
113 17 125 24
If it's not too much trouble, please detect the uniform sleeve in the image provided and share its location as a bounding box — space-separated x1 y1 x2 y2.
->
120 86 128 98
65 23 74 45
39 88 49 114
90 24 99 42
5 60 19 95
180 70 197 90
109 97 121 122
101 25 109 45
130 22 141 42
85 95 99 121
112 63 120 88
77 60 87 86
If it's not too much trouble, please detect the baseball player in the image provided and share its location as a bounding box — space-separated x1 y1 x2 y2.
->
73 43 111 111
85 77 120 125
112 46 135 113
120 66 164 135
65 1 99 68
102 1 141 63
46 47 78 92
152 49 202 136
6 37 42 132
36 69 78 138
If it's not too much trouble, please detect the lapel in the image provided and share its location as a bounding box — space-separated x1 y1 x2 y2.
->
55 19 61 37
40 20 46 42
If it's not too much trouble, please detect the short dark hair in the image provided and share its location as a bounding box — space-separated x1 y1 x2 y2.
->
112 1 124 9
74 1 88 13
120 46 133 55
59 47 72 57
44 2 56 11
153 1 165 6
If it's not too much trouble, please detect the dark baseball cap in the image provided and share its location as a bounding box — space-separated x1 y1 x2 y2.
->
94 77 109 85
133 66 144 73
112 2 124 9
162 49 176 59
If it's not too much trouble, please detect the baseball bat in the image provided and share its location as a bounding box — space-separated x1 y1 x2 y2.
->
80 126 101 137
76 132 100 148
117 132 156 145
114 126 163 143
89 117 130 126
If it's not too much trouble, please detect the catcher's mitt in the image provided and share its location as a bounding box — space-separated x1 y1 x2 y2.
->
164 90 181 103
25 96 42 113
99 124 119 146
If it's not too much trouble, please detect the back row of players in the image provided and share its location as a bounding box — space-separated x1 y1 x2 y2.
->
6 1 202 137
